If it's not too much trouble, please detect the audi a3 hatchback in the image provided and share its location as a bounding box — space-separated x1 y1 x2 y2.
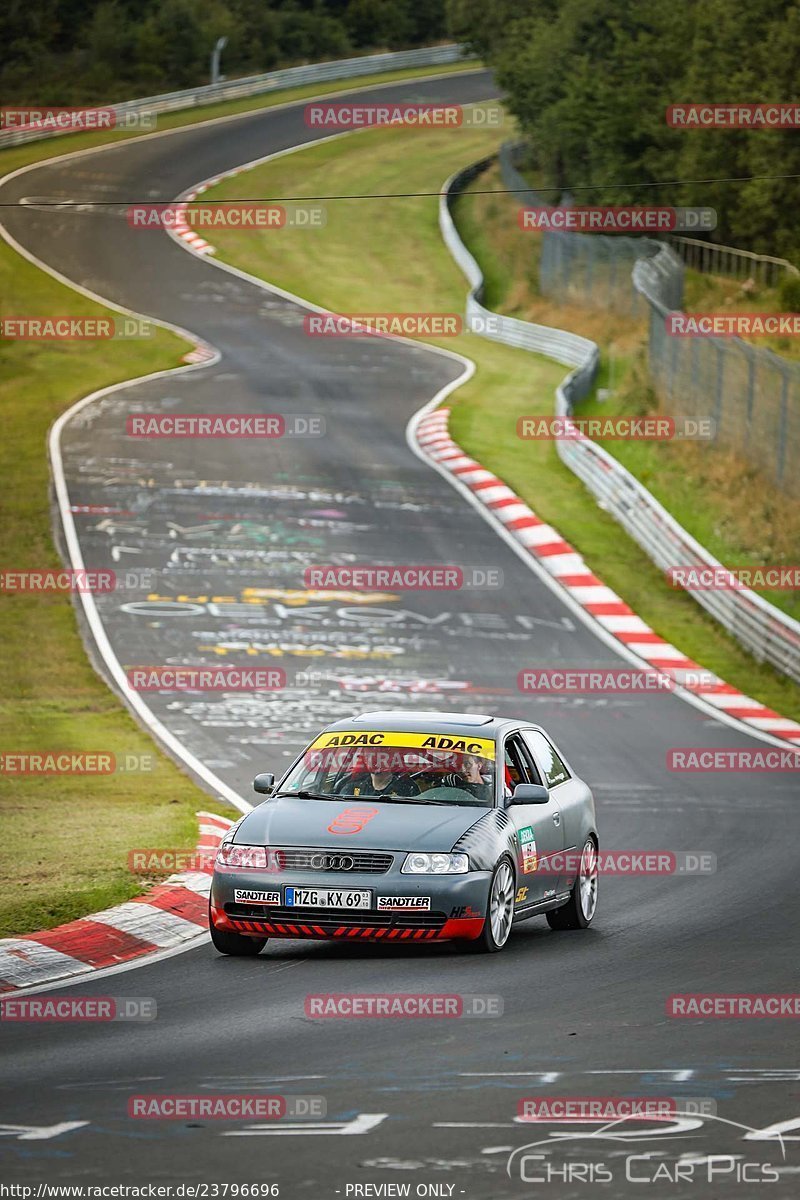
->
209 710 598 954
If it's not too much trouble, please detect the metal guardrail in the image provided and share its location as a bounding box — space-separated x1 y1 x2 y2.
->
667 235 799 286
441 160 599 383
0 44 472 149
441 160 800 685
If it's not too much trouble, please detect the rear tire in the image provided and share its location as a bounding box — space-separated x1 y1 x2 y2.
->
209 907 267 956
546 838 598 930
458 859 515 953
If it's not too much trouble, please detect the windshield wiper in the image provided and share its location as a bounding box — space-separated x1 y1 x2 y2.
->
273 789 338 802
331 793 450 806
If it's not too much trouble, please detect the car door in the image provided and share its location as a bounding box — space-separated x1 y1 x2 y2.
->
503 732 564 906
519 728 583 897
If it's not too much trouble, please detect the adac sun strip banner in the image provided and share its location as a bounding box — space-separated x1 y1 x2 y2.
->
308 730 496 761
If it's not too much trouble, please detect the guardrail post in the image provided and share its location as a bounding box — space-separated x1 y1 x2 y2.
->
714 342 725 435
669 323 679 404
746 344 756 426
777 368 789 484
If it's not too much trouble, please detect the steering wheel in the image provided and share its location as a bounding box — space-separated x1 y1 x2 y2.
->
414 785 480 804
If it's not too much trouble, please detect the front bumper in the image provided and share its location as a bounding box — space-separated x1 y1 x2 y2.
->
210 865 489 942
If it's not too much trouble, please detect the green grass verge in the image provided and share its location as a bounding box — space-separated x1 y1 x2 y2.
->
200 110 799 724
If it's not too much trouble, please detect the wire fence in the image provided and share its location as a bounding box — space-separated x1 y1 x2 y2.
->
499 142 799 495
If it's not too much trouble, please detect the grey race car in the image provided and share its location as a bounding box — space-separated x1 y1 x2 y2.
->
209 709 598 954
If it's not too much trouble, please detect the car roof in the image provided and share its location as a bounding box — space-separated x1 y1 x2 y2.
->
321 710 540 738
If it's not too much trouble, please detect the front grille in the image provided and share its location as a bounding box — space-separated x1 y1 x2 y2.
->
226 903 447 930
272 848 394 874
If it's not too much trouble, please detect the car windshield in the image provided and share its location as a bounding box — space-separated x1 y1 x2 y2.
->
277 731 496 807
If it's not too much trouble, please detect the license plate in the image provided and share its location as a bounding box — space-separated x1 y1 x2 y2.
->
284 887 372 909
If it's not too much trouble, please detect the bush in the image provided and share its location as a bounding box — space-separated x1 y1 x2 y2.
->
778 272 800 313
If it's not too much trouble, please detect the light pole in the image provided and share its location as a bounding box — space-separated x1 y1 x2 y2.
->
211 37 228 86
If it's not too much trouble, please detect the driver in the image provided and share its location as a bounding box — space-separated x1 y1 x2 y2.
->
441 753 492 803
336 750 421 799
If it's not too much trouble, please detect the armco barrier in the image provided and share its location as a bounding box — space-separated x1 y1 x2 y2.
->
441 161 800 685
0 45 472 149
667 235 799 287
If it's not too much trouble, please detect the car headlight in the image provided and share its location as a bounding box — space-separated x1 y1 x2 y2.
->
216 842 267 869
401 852 469 875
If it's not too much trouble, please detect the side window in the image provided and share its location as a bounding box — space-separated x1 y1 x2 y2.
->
503 734 539 792
520 730 570 788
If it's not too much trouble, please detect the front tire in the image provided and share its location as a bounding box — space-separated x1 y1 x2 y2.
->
459 859 515 953
546 838 598 930
209 907 267 956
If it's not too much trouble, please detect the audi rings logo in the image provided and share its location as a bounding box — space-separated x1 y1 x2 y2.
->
309 853 354 871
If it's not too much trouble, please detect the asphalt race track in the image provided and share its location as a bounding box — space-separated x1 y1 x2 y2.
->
1 70 799 1197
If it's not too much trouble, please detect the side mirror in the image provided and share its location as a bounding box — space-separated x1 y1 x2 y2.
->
253 772 275 795
508 783 550 805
